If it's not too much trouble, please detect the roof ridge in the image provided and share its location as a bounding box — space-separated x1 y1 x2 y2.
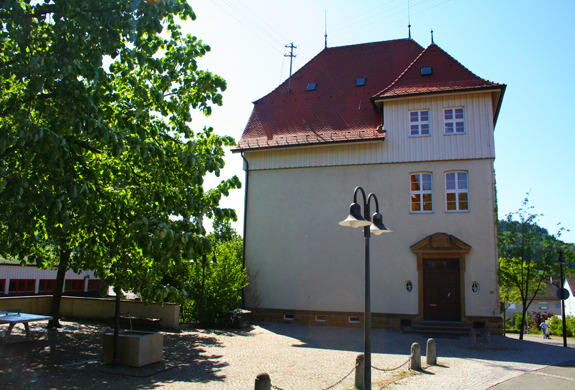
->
327 37 422 50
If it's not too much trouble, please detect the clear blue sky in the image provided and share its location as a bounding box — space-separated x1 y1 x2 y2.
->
181 0 575 244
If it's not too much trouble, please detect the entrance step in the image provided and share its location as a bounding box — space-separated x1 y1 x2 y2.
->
402 321 480 337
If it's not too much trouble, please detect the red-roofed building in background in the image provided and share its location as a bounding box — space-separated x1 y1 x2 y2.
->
234 38 506 333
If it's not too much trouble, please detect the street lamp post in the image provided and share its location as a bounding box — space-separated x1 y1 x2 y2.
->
194 253 217 327
558 251 568 348
339 186 392 390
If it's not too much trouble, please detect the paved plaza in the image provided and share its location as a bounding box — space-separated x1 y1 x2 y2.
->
1 320 575 389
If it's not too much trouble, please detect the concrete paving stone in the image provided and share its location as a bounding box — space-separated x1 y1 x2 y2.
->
2 321 575 389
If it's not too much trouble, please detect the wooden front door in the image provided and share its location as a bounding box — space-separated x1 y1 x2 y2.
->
423 259 460 321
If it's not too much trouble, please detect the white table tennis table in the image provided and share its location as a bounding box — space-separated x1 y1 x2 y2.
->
0 310 52 344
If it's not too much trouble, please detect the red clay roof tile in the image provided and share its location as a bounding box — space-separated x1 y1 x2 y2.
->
235 40 504 152
374 43 504 99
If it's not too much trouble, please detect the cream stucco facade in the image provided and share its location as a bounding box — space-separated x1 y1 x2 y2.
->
243 156 499 324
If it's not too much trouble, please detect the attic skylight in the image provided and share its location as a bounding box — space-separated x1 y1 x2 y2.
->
307 82 317 91
356 78 366 86
421 67 433 76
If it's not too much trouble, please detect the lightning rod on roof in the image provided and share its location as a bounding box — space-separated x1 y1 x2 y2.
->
325 10 328 49
284 43 297 95
431 29 434 44
408 0 411 39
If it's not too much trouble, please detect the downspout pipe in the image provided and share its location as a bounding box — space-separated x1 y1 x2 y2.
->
240 152 250 309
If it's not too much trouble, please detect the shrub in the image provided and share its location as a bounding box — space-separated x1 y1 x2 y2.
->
180 235 248 328
549 315 575 337
512 312 531 332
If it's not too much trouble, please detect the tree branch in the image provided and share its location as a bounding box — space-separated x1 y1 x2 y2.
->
159 133 183 145
0 144 25 160
68 139 101 154
81 6 121 14
1 93 58 118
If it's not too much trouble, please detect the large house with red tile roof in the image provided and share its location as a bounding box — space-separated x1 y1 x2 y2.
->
234 38 506 332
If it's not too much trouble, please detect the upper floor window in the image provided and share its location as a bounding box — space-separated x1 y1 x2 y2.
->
444 108 465 134
410 173 433 213
446 171 469 211
410 110 430 136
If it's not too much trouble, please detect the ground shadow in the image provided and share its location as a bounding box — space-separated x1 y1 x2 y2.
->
0 320 242 389
257 321 575 369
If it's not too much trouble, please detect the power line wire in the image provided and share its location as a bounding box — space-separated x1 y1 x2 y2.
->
326 0 430 44
296 0 450 57
234 0 290 44
329 0 430 40
338 0 451 46
210 0 284 54
296 0 399 45
220 0 285 47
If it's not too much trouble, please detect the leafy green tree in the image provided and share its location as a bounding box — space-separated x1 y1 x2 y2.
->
498 196 572 340
0 0 240 327
499 273 520 336
180 223 247 328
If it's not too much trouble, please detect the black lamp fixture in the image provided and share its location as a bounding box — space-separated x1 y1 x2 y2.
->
339 186 391 389
557 250 568 348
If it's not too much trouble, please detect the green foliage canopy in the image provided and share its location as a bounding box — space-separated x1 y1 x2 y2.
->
498 195 573 339
0 0 240 311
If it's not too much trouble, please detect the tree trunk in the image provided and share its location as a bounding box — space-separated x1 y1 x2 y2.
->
47 248 71 328
519 305 527 340
503 308 507 337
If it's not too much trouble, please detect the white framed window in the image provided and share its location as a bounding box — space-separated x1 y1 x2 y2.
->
283 314 294 321
410 173 433 213
348 316 360 324
444 107 465 134
445 171 469 212
410 110 430 136
315 315 327 322
539 302 548 310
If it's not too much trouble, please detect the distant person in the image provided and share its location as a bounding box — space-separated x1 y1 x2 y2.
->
540 321 549 339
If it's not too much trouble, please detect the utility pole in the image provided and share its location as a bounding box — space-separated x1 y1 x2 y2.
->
284 43 296 95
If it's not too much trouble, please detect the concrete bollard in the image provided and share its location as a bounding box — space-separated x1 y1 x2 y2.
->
254 372 271 390
426 338 437 366
354 354 365 390
469 328 477 349
411 342 422 371
482 323 491 343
